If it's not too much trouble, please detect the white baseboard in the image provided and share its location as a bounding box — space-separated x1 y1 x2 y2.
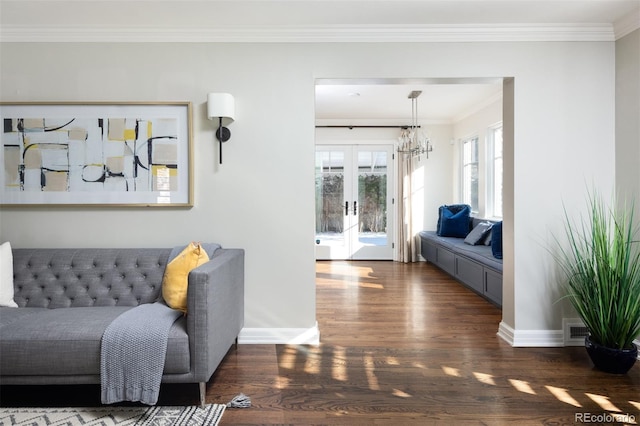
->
498 322 640 360
497 321 564 347
496 321 515 344
238 321 320 345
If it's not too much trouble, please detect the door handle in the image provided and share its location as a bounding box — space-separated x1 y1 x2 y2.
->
345 201 349 216
353 201 357 215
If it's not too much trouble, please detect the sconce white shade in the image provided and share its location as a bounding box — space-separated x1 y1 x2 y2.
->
207 93 235 126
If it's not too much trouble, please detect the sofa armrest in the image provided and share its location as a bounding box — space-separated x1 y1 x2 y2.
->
186 248 245 382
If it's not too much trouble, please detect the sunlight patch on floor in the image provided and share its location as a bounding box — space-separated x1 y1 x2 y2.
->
545 385 582 407
364 352 380 390
304 345 322 375
473 372 496 386
358 281 384 289
441 365 461 377
585 393 621 412
392 388 413 398
279 346 297 370
412 361 427 369
315 280 348 289
275 375 290 390
386 356 399 365
317 262 374 278
508 379 536 395
331 346 348 382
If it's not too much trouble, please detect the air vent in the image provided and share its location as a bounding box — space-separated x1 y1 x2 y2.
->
563 319 588 346
570 326 589 339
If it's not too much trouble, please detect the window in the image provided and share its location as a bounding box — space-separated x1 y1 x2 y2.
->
462 136 479 212
488 125 503 218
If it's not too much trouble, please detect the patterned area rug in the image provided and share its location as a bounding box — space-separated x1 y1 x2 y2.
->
0 404 225 425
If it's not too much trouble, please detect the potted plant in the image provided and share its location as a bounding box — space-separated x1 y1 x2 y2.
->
555 190 640 374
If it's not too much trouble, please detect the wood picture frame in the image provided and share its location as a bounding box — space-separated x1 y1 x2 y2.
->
0 101 193 207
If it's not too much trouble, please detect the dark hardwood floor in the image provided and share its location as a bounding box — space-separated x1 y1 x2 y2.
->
214 261 640 425
2 260 639 425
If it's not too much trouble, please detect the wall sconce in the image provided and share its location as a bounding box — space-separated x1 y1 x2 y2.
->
207 93 235 164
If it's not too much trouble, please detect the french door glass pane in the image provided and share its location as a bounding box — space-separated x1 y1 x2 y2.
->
357 151 387 246
315 151 345 246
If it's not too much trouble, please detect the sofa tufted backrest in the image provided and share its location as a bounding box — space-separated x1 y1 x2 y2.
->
12 248 171 308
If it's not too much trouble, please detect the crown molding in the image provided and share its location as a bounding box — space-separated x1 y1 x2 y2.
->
614 11 640 40
0 23 616 43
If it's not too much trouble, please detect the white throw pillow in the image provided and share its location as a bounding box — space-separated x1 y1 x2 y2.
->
0 241 18 307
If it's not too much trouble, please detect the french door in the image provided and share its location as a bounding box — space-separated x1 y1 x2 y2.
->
315 145 394 260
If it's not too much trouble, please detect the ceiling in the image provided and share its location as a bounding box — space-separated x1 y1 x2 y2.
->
0 1 637 27
315 79 504 124
0 1 638 42
1 1 637 123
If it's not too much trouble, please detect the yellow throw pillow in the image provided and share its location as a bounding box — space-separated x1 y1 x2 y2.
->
162 242 210 313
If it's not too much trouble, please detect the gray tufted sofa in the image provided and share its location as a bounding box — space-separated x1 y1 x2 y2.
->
0 246 244 406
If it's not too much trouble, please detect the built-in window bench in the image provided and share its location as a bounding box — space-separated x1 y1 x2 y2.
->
419 225 502 307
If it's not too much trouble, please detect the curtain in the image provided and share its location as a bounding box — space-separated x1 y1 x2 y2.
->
397 152 420 263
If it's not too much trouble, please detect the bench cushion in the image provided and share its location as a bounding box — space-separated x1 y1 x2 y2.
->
419 230 503 272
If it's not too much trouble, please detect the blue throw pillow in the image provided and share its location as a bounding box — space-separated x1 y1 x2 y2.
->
438 204 471 238
437 204 471 235
491 221 503 259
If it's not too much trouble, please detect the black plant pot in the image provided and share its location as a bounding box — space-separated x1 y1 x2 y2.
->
585 335 638 374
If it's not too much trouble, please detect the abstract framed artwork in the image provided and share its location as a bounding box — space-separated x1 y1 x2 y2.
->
0 102 193 207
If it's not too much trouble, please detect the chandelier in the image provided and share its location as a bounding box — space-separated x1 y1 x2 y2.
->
398 90 433 159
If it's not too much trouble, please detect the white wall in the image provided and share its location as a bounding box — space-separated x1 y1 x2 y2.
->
0 41 616 343
511 42 615 337
420 124 456 231
616 29 640 204
615 30 640 345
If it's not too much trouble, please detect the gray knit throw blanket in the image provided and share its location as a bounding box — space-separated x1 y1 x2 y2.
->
100 302 181 405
